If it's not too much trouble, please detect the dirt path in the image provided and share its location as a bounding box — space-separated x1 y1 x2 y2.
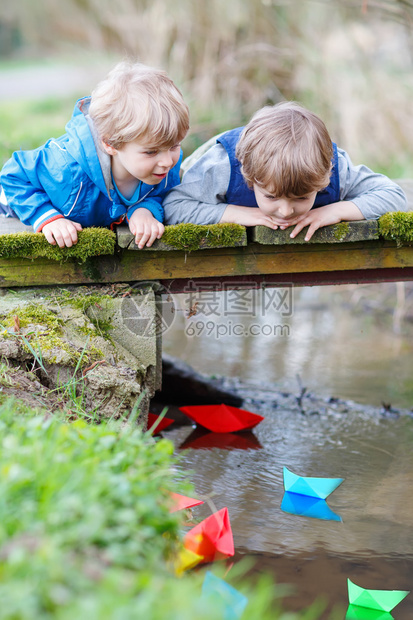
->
0 58 113 102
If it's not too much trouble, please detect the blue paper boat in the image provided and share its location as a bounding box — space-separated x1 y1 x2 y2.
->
283 466 344 499
201 571 248 620
281 491 342 521
345 604 394 620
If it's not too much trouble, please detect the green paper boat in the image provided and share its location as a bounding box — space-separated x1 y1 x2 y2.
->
347 579 410 613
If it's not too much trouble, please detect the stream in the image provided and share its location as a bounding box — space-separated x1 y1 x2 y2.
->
160 282 413 618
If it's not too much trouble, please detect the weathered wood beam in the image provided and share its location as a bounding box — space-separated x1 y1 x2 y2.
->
1 239 412 289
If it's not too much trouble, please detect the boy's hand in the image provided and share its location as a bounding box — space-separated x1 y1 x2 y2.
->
288 202 364 241
220 204 279 229
42 218 83 248
128 208 165 249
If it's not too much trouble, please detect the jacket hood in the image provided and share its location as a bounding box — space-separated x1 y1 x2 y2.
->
64 97 112 197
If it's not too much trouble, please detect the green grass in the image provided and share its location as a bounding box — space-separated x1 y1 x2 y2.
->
0 97 77 167
0 398 337 620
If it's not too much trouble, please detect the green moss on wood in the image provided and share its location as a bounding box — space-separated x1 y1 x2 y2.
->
162 223 246 251
0 228 116 262
333 222 350 241
378 211 413 244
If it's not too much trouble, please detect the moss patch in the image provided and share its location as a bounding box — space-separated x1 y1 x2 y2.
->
1 303 103 367
378 211 413 244
333 222 350 241
0 227 116 262
161 222 246 251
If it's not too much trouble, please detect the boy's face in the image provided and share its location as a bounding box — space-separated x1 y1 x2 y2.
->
104 139 181 185
253 185 317 226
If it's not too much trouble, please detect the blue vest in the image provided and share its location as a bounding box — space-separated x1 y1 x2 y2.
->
217 127 340 208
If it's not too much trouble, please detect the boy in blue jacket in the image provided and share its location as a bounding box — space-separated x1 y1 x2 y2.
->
163 102 407 240
0 61 189 249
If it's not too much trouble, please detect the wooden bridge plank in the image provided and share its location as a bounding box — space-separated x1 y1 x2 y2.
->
252 220 379 244
1 240 412 288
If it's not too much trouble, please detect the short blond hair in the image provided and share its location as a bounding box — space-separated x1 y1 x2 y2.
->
236 102 333 197
89 61 189 149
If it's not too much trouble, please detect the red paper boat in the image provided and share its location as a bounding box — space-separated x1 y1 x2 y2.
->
147 412 174 434
179 404 264 433
179 429 263 451
183 507 234 563
169 492 204 513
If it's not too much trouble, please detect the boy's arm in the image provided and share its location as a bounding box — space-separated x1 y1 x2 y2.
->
163 145 280 228
287 148 408 241
163 145 231 225
219 204 279 228
0 147 70 232
336 148 407 218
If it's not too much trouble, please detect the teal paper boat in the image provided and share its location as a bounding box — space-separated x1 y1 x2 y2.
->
347 579 410 613
345 604 394 620
283 466 344 499
201 571 248 620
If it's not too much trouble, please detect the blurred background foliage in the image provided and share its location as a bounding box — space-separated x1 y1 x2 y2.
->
1 0 413 175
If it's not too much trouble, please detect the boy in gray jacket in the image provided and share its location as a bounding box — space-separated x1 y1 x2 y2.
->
163 102 407 241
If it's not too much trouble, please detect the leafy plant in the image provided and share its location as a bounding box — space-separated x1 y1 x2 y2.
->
0 400 335 619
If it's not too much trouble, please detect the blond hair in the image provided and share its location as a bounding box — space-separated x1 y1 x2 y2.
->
89 61 189 149
236 102 333 197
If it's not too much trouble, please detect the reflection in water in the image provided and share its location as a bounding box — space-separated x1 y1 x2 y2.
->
345 605 394 620
169 407 413 559
179 428 262 450
164 283 413 409
280 491 342 522
165 397 413 618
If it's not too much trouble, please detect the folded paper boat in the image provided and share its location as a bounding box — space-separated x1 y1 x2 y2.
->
147 412 174 434
283 466 344 499
174 546 203 576
347 579 410 613
201 571 248 619
183 507 234 563
169 492 204 513
179 404 264 433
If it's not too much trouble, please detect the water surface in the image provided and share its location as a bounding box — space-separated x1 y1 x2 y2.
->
161 283 413 617
164 283 413 410
165 390 413 618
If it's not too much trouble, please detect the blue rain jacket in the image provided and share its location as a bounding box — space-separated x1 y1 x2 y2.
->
0 97 182 231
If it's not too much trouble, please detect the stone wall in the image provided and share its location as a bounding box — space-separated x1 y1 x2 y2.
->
0 284 161 426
